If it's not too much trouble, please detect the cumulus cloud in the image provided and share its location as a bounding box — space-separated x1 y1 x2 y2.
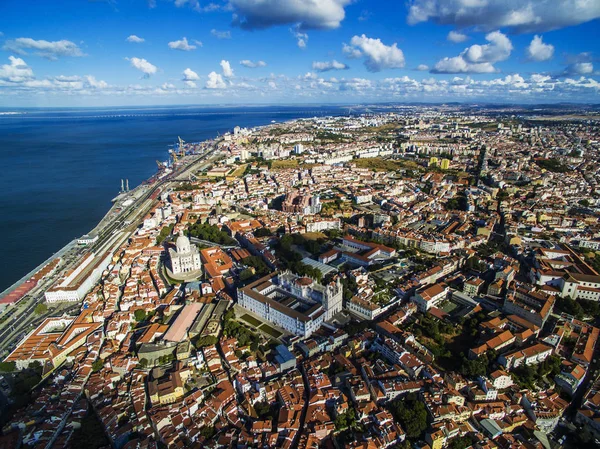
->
230 0 352 30
206 71 226 89
432 31 512 73
565 62 594 75
240 60 267 68
343 35 405 72
211 29 231 39
447 31 468 43
3 65 600 102
2 38 84 60
173 0 200 11
84 75 109 89
182 68 200 87
0 57 109 93
312 60 348 72
168 37 197 51
407 0 600 33
416 64 429 71
126 35 145 43
220 60 234 77
526 35 554 62
0 56 34 82
172 0 221 12
290 26 308 48
127 57 158 77
183 68 200 80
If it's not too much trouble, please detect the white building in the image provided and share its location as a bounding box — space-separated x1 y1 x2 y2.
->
498 343 553 370
412 283 449 312
169 232 202 275
45 252 112 303
305 219 341 233
237 271 342 338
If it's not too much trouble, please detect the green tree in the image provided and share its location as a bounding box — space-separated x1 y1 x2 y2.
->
156 223 175 244
34 303 48 315
92 360 104 372
194 335 218 348
0 361 16 372
200 426 216 440
134 309 147 322
239 268 255 282
187 222 237 245
389 393 428 439
448 435 473 449
254 227 272 237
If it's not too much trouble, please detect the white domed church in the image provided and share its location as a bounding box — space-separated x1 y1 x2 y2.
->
169 231 202 275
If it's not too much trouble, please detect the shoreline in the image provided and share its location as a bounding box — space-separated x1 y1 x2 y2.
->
0 111 310 302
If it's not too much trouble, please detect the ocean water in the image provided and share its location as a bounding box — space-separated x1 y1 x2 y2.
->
0 105 345 292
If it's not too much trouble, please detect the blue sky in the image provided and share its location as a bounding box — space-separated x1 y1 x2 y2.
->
0 0 599 106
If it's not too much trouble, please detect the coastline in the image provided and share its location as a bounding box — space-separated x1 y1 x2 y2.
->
0 105 348 294
0 110 310 302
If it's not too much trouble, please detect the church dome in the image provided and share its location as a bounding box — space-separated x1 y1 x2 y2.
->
176 231 191 254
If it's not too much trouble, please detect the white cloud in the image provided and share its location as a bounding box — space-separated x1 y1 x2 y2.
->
526 35 554 62
407 0 600 33
168 37 197 51
126 35 145 43
0 61 109 93
342 43 361 59
565 62 594 75
2 38 84 60
211 29 231 39
0 56 34 82
416 64 429 71
183 68 200 81
358 10 371 21
127 57 158 77
183 68 200 86
206 71 226 89
220 60 234 77
312 60 348 72
290 27 308 48
343 35 405 72
174 0 200 11
240 60 267 68
531 73 551 83
447 31 468 43
230 0 352 30
2 66 600 103
193 39 203 47
432 31 512 73
433 57 496 74
84 75 108 89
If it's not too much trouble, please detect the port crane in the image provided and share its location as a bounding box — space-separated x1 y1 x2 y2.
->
178 136 186 157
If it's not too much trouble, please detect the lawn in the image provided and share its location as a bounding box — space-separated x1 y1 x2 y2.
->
230 164 248 177
439 300 458 314
303 232 327 241
271 159 299 170
259 323 283 338
240 314 262 327
352 157 421 172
